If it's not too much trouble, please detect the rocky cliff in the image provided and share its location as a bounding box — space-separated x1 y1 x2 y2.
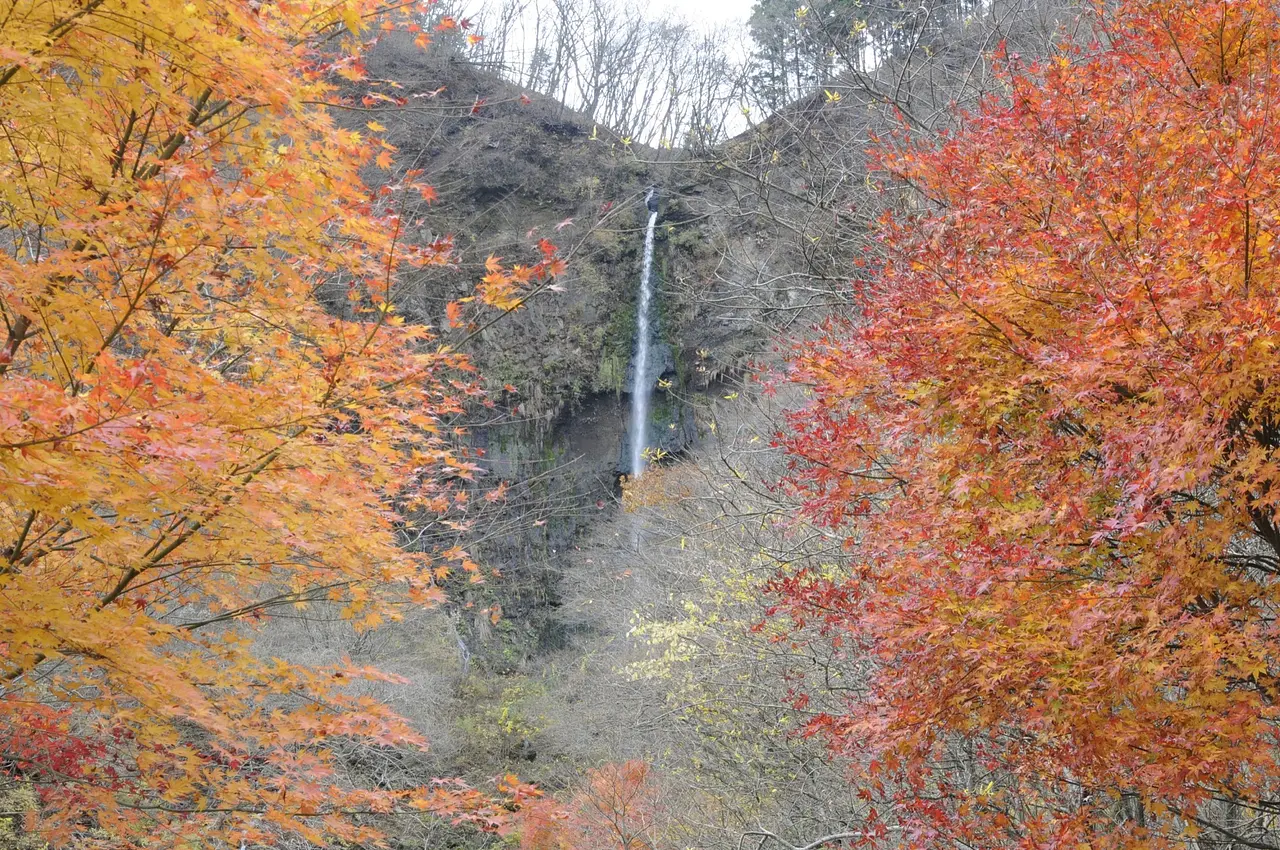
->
337 32 851 801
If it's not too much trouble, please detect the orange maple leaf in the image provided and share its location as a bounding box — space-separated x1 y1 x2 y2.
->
446 301 463 328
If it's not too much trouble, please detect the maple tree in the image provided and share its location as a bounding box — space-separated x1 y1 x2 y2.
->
774 0 1280 847
521 761 667 850
0 0 555 846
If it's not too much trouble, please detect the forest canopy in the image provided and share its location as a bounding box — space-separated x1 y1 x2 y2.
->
777 0 1280 846
8 0 1280 848
0 0 545 844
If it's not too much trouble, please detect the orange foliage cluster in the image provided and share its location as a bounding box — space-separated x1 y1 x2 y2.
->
474 242 570 313
776 1 1280 847
0 0 540 845
521 761 665 850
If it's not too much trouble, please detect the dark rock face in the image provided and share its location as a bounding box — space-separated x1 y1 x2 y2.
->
351 34 677 428
340 33 796 677
615 393 697 474
649 396 698 456
622 341 677 394
540 121 586 138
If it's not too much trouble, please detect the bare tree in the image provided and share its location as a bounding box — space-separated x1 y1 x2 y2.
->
436 0 751 146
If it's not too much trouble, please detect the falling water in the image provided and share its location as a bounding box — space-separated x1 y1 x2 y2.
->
628 188 660 478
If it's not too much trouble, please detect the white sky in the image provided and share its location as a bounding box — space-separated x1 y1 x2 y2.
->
655 0 752 29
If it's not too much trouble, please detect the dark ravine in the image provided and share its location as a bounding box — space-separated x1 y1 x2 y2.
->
339 31 851 815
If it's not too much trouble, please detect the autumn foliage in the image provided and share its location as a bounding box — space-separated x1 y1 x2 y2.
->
776 1 1280 847
0 0 545 845
521 761 666 850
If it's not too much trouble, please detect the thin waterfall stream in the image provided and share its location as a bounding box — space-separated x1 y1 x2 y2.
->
628 188 660 477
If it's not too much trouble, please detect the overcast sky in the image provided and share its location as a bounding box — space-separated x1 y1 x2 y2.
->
656 0 751 29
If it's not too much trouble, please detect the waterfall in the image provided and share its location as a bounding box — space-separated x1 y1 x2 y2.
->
628 189 660 478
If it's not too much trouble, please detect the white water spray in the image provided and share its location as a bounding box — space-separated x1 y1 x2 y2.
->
628 189 660 478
